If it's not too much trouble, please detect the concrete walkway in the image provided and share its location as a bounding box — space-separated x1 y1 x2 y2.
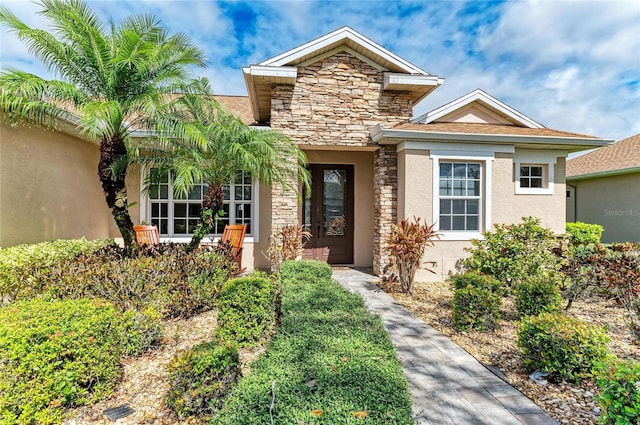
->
332 268 558 425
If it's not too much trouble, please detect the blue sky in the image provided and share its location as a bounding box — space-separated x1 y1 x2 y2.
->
1 0 639 141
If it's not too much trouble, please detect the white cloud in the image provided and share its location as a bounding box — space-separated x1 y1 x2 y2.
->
1 0 638 140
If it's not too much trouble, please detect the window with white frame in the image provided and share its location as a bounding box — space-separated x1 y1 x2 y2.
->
514 151 558 195
438 162 482 231
519 164 545 189
147 169 253 236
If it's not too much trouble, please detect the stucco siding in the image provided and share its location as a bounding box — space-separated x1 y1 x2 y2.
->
570 173 640 243
0 122 114 247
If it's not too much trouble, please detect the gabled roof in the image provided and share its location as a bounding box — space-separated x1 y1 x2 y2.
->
412 89 544 128
567 133 640 180
243 26 444 123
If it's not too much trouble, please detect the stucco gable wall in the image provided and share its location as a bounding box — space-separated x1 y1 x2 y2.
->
270 51 412 145
0 122 115 247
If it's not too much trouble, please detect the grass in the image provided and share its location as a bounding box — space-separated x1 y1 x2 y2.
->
214 261 413 424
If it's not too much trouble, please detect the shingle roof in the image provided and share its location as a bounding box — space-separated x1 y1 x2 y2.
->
567 133 640 178
214 95 255 126
393 122 600 139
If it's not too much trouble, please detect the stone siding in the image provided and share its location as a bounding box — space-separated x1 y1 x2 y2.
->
270 51 410 271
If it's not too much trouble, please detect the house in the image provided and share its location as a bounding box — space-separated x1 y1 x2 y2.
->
0 26 611 280
566 133 640 243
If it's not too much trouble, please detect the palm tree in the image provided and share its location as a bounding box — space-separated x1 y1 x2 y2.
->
0 0 207 249
130 84 311 251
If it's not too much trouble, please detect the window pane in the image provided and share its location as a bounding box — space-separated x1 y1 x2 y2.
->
440 181 451 196
531 177 543 188
244 173 252 185
520 166 530 177
520 177 530 188
452 199 465 214
453 180 465 196
440 216 451 231
149 185 159 199
467 199 479 214
467 216 478 231
235 186 243 201
188 203 202 217
174 203 187 217
453 163 466 178
174 219 187 234
440 163 452 178
468 180 480 196
188 186 201 200
531 166 543 177
235 171 243 185
223 186 230 201
151 203 159 217
188 219 199 233
452 216 465 230
160 203 168 216
159 185 168 199
243 186 252 200
440 199 451 214
468 164 480 179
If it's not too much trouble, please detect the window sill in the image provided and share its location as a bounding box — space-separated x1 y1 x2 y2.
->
515 187 554 195
437 231 483 241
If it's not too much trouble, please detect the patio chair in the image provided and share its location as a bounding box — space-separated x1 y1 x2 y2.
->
133 224 160 246
221 224 247 274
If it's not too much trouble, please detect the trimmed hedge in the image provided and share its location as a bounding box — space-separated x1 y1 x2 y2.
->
214 260 413 424
214 274 278 348
514 276 563 318
452 286 501 332
0 298 124 424
566 222 603 246
517 312 610 382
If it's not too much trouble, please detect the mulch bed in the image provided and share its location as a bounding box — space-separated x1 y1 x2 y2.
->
385 280 639 425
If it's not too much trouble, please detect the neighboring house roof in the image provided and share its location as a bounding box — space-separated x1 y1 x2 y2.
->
412 89 544 129
243 26 444 123
394 122 599 139
567 133 640 180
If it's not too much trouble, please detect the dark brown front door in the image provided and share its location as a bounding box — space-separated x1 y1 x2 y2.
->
303 164 354 264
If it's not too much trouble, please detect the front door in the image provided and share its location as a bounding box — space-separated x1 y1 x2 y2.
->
303 164 354 264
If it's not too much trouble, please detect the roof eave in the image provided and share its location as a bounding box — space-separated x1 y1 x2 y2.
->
370 126 613 151
567 166 640 181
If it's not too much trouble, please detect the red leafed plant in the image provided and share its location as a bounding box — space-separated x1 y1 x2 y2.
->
383 218 439 294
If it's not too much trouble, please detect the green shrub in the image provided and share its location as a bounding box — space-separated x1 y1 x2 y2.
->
0 298 123 424
0 238 110 303
34 244 233 318
461 217 559 291
566 222 603 245
280 259 332 281
120 307 164 356
517 312 610 382
214 274 278 348
166 341 240 419
451 272 501 293
452 286 501 331
595 359 640 424
515 276 563 318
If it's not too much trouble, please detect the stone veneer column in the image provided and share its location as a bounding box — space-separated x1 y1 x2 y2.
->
270 85 300 236
373 145 397 274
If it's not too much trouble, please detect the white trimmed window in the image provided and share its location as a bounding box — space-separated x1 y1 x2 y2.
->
439 162 482 232
145 169 255 237
514 151 559 195
519 164 545 189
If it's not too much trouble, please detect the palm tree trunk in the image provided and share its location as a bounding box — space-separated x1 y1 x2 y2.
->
187 184 224 251
99 136 136 250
